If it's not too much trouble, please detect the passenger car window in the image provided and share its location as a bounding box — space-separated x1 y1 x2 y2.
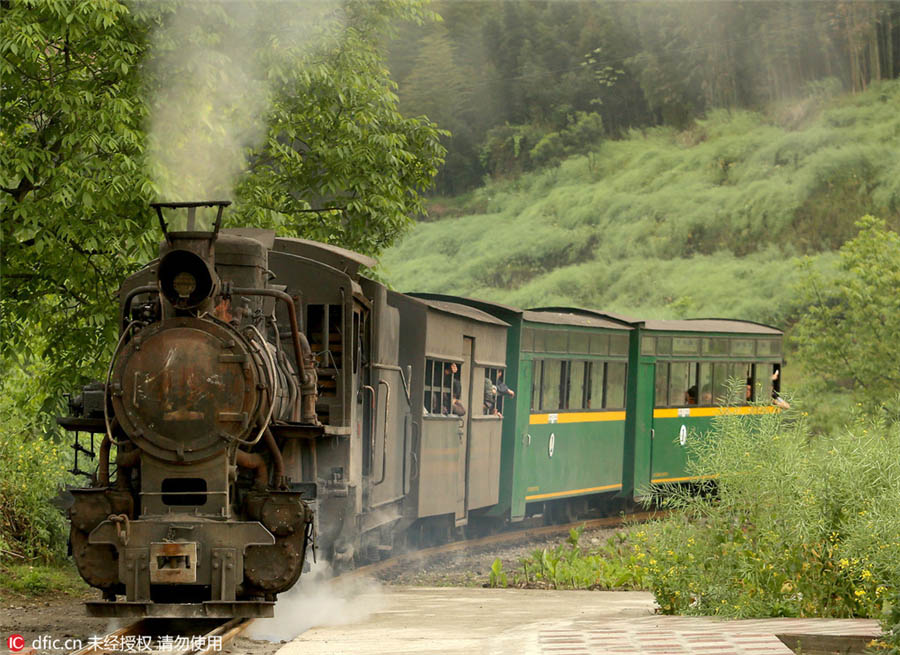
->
655 362 669 406
541 359 562 411
604 362 627 409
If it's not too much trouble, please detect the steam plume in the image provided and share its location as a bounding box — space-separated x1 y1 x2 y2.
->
245 562 383 642
144 1 339 203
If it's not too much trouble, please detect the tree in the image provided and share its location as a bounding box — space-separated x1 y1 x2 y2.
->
1 0 446 389
233 1 446 253
795 216 900 410
1 0 155 389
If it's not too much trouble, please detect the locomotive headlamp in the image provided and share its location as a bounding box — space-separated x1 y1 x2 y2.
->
158 248 216 309
173 271 197 298
151 201 229 311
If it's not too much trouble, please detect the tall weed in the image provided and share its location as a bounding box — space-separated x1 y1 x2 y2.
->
634 403 900 649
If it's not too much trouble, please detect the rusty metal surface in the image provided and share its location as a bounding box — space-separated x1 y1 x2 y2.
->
88 518 275 606
150 542 198 584
110 317 263 462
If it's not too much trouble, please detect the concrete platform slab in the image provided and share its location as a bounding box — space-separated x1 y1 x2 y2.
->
275 587 881 655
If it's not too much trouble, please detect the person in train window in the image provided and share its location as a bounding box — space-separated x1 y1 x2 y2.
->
494 370 515 416
685 385 698 405
444 363 466 416
483 377 496 415
771 368 790 409
496 370 515 400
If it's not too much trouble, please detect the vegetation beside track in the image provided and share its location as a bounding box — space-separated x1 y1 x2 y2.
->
496 404 900 652
0 562 88 600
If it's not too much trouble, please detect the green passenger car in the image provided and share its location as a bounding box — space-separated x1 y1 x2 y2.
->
408 295 784 524
512 310 634 520
622 319 785 498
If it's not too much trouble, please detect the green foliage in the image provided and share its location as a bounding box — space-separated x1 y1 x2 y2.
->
478 122 547 179
0 358 73 561
509 527 646 590
794 217 900 413
623 406 900 649
383 81 900 326
488 557 507 588
530 112 604 168
1 0 157 389
0 562 88 598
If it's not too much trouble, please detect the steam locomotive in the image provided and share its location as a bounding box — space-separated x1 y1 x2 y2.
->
61 201 785 619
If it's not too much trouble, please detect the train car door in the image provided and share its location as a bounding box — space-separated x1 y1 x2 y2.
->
456 337 474 525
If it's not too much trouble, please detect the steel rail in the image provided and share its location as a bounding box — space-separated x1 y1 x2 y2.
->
68 617 253 655
342 509 669 580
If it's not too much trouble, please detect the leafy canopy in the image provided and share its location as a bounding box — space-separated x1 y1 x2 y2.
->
1 0 445 390
1 0 155 385
794 216 900 410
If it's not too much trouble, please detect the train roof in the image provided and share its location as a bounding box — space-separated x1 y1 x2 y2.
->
527 306 781 335
522 309 632 331
406 293 522 315
639 318 783 335
273 237 377 276
416 298 510 327
526 306 636 325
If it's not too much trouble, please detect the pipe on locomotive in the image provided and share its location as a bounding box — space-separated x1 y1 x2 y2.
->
231 287 319 426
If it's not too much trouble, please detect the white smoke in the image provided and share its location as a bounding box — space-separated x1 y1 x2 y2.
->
245 561 384 642
144 1 340 203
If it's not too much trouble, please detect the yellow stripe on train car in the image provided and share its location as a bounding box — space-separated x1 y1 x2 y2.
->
529 410 626 425
651 474 719 484
652 405 777 419
525 483 623 501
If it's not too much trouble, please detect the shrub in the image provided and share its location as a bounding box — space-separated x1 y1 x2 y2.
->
630 401 900 649
0 359 73 561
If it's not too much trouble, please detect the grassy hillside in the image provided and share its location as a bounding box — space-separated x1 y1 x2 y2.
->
381 81 900 325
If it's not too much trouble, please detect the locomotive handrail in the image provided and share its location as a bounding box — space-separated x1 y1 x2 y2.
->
371 362 412 405
104 321 143 447
362 385 376 476
409 419 420 483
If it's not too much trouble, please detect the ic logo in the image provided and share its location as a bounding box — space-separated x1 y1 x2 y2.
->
7 634 25 652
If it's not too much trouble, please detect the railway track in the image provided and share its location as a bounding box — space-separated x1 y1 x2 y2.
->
348 509 667 579
68 617 252 655
66 509 663 654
